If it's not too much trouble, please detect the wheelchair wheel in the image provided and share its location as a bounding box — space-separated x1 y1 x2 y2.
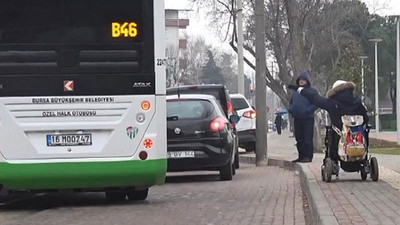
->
324 158 333 182
370 157 379 181
361 160 368 181
360 169 368 180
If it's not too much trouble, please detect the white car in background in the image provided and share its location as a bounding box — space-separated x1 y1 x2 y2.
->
230 94 256 152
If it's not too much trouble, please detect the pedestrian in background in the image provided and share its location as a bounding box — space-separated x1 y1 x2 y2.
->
274 114 282 135
288 71 318 163
281 119 288 130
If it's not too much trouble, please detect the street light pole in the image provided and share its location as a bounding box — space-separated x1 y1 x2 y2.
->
255 0 267 166
237 0 245 95
396 16 400 145
358 56 368 103
369 38 382 137
393 15 400 145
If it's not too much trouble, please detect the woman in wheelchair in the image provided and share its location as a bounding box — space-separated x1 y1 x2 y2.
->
289 80 379 182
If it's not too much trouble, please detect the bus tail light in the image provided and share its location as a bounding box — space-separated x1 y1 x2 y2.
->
210 117 226 132
143 138 153 149
141 100 151 111
139 151 148 160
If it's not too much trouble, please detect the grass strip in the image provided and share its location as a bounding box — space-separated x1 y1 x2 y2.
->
369 147 400 155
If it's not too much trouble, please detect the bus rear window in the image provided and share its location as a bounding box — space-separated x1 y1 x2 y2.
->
0 0 144 44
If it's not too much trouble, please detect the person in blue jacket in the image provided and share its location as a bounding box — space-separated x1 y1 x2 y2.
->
289 80 369 163
288 71 318 163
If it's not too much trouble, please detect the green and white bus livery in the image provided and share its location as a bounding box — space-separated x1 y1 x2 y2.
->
0 0 167 201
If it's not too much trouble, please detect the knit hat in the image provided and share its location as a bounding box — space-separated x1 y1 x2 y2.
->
327 80 356 98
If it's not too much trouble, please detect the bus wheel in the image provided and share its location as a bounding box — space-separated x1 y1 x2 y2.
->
105 191 126 201
127 188 149 201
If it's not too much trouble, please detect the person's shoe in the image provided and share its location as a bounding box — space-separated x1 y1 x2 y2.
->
299 157 312 163
292 158 303 162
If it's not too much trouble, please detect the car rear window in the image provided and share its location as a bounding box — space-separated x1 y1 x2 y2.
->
169 89 221 101
167 86 231 117
167 100 214 119
231 98 249 110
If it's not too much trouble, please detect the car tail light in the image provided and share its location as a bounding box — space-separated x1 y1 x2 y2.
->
227 101 233 114
243 110 256 119
210 117 226 132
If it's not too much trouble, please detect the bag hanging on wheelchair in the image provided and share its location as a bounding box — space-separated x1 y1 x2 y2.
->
334 115 367 161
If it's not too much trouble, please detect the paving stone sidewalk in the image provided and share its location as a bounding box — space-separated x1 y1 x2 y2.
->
239 130 400 225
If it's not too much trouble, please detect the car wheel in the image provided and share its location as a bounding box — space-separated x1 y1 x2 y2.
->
105 191 126 201
219 159 233 181
127 188 149 201
245 142 256 152
234 149 240 169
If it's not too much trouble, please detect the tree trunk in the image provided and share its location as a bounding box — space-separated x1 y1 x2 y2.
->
284 0 309 74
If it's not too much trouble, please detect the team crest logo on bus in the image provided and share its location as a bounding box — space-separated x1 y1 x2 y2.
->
64 80 74 92
126 126 139 139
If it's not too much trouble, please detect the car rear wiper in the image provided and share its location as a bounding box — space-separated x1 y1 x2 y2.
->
167 116 179 121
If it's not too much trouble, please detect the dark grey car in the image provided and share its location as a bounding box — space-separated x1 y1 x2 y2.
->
167 94 239 181
167 84 240 169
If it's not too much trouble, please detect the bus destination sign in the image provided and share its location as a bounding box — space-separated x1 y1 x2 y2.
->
112 22 138 38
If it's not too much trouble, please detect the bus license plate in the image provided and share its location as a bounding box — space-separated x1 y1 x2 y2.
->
46 134 92 146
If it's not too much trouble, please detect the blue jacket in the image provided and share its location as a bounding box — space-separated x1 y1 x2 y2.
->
289 72 317 118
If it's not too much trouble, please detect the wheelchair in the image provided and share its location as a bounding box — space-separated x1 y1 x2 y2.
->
321 115 379 182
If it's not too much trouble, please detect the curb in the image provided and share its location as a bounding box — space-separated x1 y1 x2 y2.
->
239 155 338 225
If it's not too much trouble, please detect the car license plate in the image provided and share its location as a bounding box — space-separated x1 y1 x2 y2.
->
46 134 92 146
167 151 195 158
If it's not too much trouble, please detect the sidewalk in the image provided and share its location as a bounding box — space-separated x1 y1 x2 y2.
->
239 130 400 225
369 131 399 143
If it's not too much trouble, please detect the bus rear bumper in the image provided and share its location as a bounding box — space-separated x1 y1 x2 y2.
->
0 159 167 191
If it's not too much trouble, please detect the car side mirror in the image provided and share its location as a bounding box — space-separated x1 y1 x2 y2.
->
229 115 240 123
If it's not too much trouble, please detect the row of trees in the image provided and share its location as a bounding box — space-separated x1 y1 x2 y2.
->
188 0 398 114
166 35 242 93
